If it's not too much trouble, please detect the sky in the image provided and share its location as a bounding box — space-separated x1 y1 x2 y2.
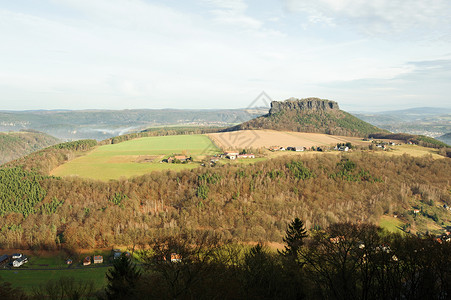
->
1 0 451 111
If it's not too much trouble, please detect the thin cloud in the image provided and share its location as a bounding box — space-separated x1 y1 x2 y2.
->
284 0 451 36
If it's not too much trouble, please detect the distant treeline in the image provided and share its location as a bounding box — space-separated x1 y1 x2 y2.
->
0 151 449 250
99 126 224 145
369 133 449 148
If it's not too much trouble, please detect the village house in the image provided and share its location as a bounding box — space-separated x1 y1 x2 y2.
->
93 255 103 264
83 256 91 266
66 258 73 265
171 253 182 263
338 146 349 151
269 146 285 151
12 255 28 267
287 146 304 152
224 151 239 160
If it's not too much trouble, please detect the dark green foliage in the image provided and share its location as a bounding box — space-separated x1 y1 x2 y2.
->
330 158 381 182
51 139 97 151
198 173 221 185
196 184 209 200
279 218 308 258
105 253 141 300
109 193 127 208
286 161 314 179
39 197 64 215
0 167 47 217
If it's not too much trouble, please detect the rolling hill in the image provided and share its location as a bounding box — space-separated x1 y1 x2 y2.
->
0 130 60 165
225 97 385 137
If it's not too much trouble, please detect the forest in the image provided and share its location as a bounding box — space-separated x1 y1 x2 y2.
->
0 146 450 250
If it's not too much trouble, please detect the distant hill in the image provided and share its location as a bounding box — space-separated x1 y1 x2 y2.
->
0 108 268 141
352 107 451 137
0 130 60 165
225 97 385 137
437 133 451 146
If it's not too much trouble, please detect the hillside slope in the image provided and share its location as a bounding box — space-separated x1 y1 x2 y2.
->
0 131 60 165
226 98 385 137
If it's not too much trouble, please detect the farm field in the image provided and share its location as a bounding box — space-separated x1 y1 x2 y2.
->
381 144 443 159
51 135 220 181
208 130 370 150
3 267 108 292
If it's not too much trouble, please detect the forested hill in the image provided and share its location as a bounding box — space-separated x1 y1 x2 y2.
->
0 130 60 165
225 97 386 137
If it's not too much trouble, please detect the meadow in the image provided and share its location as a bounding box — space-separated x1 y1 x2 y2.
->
51 135 220 181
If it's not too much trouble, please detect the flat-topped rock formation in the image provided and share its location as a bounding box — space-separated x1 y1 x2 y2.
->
224 97 385 137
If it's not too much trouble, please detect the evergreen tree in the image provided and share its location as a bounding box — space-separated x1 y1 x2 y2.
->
280 218 308 258
105 253 141 300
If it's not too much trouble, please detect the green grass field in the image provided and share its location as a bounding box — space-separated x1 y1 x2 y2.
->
2 267 108 292
378 216 405 233
51 135 220 181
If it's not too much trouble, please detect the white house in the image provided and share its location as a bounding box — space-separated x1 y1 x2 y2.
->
12 256 28 267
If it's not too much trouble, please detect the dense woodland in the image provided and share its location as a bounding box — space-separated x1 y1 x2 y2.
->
0 130 60 164
0 145 450 250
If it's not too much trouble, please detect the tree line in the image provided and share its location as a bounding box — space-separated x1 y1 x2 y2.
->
2 220 450 299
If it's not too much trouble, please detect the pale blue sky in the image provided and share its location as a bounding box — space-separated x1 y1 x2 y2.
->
1 0 450 111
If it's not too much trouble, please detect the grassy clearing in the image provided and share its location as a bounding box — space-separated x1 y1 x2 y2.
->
51 135 220 181
382 144 443 159
378 216 405 233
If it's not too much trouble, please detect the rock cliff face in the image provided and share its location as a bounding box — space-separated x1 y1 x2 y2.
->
269 98 339 115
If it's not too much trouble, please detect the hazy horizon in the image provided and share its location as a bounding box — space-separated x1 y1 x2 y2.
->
1 1 450 111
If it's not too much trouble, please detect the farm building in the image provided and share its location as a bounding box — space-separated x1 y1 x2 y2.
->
113 249 122 259
269 146 286 151
287 147 304 152
93 255 103 264
237 154 255 159
224 151 239 159
12 256 28 267
12 253 22 259
0 254 9 266
66 258 73 265
83 256 91 266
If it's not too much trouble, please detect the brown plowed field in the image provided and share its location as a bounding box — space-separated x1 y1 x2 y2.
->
208 130 370 150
